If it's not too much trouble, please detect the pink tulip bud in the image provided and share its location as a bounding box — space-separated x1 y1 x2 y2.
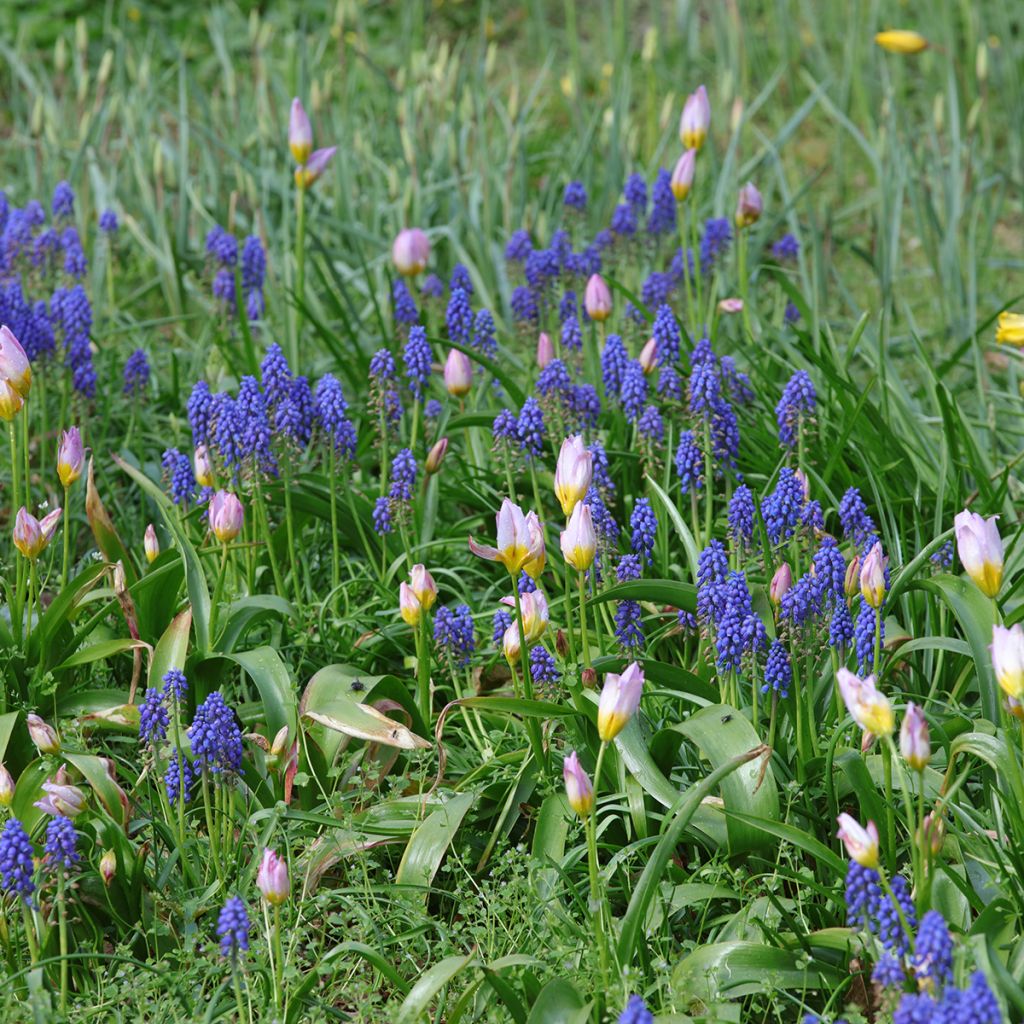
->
35 777 87 817
554 435 593 517
770 563 792 605
597 661 644 741
100 849 117 886
144 523 160 563
560 501 596 572
670 148 697 200
735 182 763 228
536 331 554 369
992 624 1024 700
0 378 24 421
584 273 612 322
27 713 60 754
444 348 473 397
194 445 215 488
392 228 430 277
523 511 546 581
502 620 521 665
0 764 13 806
638 338 658 374
844 556 861 597
900 702 930 771
0 324 32 398
955 509 1003 598
294 146 337 188
409 564 437 611
918 812 945 856
57 427 84 488
13 506 61 560
425 437 448 475
209 491 244 543
256 848 290 905
469 498 545 577
679 85 711 150
399 582 422 626
860 542 887 609
288 98 313 165
501 589 549 644
717 297 743 314
563 751 594 818
836 813 880 868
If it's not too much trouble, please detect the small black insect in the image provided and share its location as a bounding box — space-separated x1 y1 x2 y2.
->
721 713 732 724
350 679 365 692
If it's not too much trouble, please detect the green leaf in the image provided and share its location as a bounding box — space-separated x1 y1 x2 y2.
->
114 454 212 651
28 561 107 667
914 575 999 721
0 712 19 763
395 792 475 895
85 457 136 583
63 751 129 826
216 647 298 738
52 638 150 673
216 595 293 653
671 941 842 1005
672 705 780 854
590 578 696 611
395 952 477 1023
525 979 588 1024
723 811 846 876
149 607 191 688
617 745 768 964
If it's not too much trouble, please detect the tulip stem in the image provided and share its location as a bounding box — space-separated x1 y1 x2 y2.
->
880 739 896 874
585 743 611 997
690 191 704 330
873 609 883 678
209 542 230 646
329 447 340 595
253 480 287 600
25 562 36 646
201 771 224 884
8 420 23 644
702 422 713 545
21 905 38 967
512 583 547 772
271 903 284 1011
577 571 592 672
737 229 753 339
563 560 578 668
293 184 306 369
61 484 71 587
416 613 431 726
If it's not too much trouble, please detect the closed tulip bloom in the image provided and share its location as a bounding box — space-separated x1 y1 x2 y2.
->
392 228 430 277
256 848 290 905
399 582 422 626
27 713 60 754
679 85 711 150
563 751 594 818
194 444 215 488
35 778 86 817
670 148 696 201
0 764 13 806
294 146 337 188
536 331 554 369
875 29 928 54
144 523 160 563
409 564 437 611
597 662 644 741
734 182 763 228
502 589 549 644
991 624 1024 700
560 501 596 572
444 348 473 397
0 324 32 398
638 337 658 374
209 491 244 543
288 98 313 165
995 311 1024 346
584 274 612 322
844 555 861 598
954 509 1003 598
469 498 545 576
900 702 930 772
860 542 887 609
0 378 24 421
56 427 84 487
425 437 449 475
836 667 894 737
99 848 117 886
522 511 546 580
836 813 880 868
717 298 743 314
13 507 61 560
770 563 792 605
502 620 521 665
554 435 593 517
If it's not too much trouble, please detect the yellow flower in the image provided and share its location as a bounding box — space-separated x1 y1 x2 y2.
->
996 312 1024 346
875 30 928 54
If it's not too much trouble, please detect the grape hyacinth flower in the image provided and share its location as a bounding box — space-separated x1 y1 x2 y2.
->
510 285 538 325
189 692 244 775
421 273 444 299
217 895 251 960
761 468 805 545
278 377 316 452
618 994 653 1024
139 688 169 745
241 235 266 320
99 209 119 234
529 646 560 691
260 343 293 410
516 398 546 460
44 815 79 870
505 230 532 263
838 487 877 552
775 370 816 449
615 554 644 652
727 485 755 545
0 819 36 902
392 278 419 326
162 448 195 507
446 286 473 346
162 668 188 703
699 218 731 271
630 498 658 566
601 334 629 399
403 325 432 402
433 604 475 668
675 431 704 495
52 181 75 220
619 360 648 423
772 234 799 262
762 641 792 698
123 348 150 397
314 373 358 460
563 180 587 211
61 227 87 278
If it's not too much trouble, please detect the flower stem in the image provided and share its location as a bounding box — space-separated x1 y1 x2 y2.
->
416 613 431 726
272 903 284 1011
577 570 592 671
512 582 547 771
209 542 229 645
61 484 71 586
57 872 68 1012
585 741 611 994
293 184 306 369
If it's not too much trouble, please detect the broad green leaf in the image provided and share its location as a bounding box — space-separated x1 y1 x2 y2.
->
52 637 151 672
724 811 846 876
0 712 19 763
63 751 129 826
395 952 476 1023
29 561 107 666
525 979 587 1024
304 705 430 751
672 705 780 854
395 791 474 894
590 578 696 612
216 595 293 653
150 606 192 688
617 745 768 964
85 457 136 584
915 575 998 721
218 647 297 738
114 455 212 651
671 941 842 1004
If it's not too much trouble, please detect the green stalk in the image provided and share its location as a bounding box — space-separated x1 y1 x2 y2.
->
585 741 612 994
281 463 301 606
201 771 223 883
57 872 68 1012
737 228 753 339
329 446 340 594
21 905 37 966
690 191 704 327
577 570 592 671
880 739 896 874
9 420 22 644
416 613 431 726
208 542 230 645
61 484 71 586
272 903 284 1011
512 582 547 771
563 558 578 667
293 184 306 369
254 480 286 598
232 964 247 1024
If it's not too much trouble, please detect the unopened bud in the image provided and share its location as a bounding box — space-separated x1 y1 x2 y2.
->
794 469 810 501
100 849 117 886
426 437 448 475
27 713 60 755
0 764 14 806
770 563 792 605
581 667 597 689
555 629 569 658
844 556 861 598
918 812 945 856
270 725 290 757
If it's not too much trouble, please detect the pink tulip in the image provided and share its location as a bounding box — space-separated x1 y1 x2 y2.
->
27 713 59 754
991 624 1024 700
144 523 160 564
444 348 473 397
425 437 448 475
670 148 697 200
288 98 313 165
13 506 61 561
954 509 1003 598
392 228 430 277
836 813 880 868
735 182 763 228
638 338 658 374
469 498 544 576
563 751 594 818
584 274 612 322
769 563 792 605
900 702 930 772
294 146 337 188
554 435 593 516
597 662 644 741
679 85 711 149
57 427 84 487
256 848 290 905
859 542 887 609
536 331 554 369
409 564 437 610
560 501 596 572
209 491 244 543
0 324 32 398
0 378 24 421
